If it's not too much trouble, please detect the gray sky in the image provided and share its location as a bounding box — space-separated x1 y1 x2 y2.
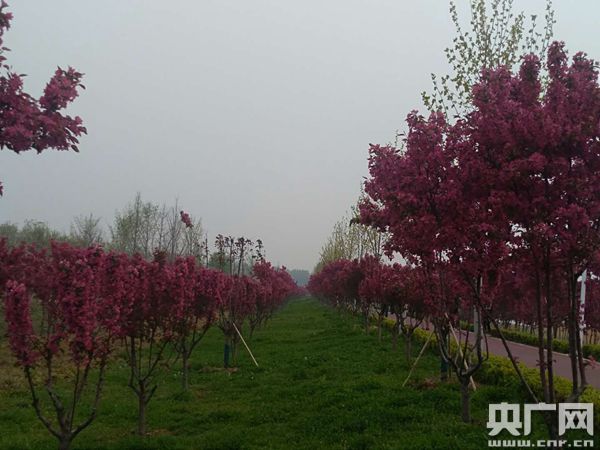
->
1 1 599 270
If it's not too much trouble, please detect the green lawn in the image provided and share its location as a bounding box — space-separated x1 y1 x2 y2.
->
0 297 550 449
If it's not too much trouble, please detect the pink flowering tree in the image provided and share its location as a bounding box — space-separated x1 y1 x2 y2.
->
217 275 260 367
358 255 389 341
249 261 297 338
121 251 177 435
249 261 275 337
213 235 261 367
390 265 427 360
0 2 86 197
308 259 362 313
171 260 217 390
3 243 119 450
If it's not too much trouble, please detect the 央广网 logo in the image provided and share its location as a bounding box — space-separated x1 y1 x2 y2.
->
486 403 594 448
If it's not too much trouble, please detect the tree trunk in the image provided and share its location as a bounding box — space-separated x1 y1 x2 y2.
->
137 392 147 436
377 314 383 342
545 258 555 405
460 379 471 423
182 353 190 391
534 269 549 402
58 435 72 450
568 273 579 395
405 335 412 364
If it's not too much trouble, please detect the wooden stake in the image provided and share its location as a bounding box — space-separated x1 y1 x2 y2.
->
232 323 259 367
402 331 434 387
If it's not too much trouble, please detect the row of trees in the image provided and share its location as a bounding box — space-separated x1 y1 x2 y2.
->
310 2 599 439
308 257 426 360
352 39 600 436
0 236 298 450
309 251 600 415
0 3 304 449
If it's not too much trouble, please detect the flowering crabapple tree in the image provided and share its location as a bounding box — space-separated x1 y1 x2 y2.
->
248 261 276 338
334 259 363 316
121 251 180 436
218 275 261 367
308 259 361 315
359 113 492 423
358 255 390 341
3 243 120 450
0 2 86 197
171 261 217 391
361 128 501 421
391 265 427 361
213 235 256 366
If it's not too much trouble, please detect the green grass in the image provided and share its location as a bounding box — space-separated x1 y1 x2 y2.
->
0 297 579 449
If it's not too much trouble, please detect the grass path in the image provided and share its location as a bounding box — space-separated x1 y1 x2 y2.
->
1 297 523 449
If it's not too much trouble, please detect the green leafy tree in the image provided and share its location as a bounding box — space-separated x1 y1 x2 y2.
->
422 0 555 117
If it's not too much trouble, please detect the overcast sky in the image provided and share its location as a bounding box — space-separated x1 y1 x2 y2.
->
1 1 599 271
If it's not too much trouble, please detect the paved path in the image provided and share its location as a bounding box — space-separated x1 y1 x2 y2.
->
429 324 600 389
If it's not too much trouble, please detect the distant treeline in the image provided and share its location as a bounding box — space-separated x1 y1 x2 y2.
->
0 193 202 259
1 193 306 278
